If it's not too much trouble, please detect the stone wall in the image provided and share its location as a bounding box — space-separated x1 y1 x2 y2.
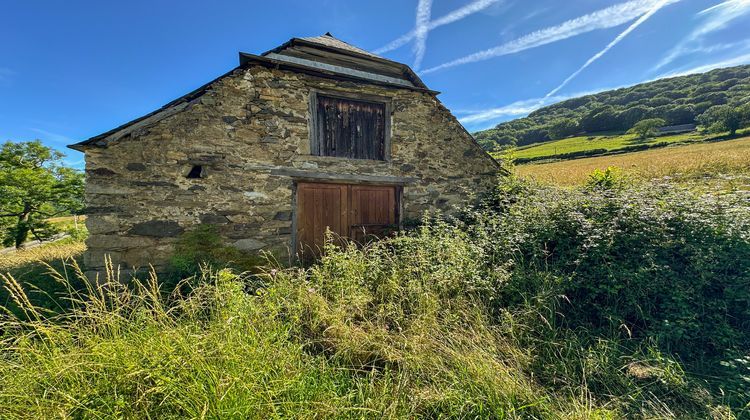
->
82 64 500 271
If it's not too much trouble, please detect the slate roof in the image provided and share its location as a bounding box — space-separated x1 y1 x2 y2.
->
69 34 429 151
299 32 382 59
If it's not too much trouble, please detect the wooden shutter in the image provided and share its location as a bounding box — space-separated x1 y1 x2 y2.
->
316 95 386 160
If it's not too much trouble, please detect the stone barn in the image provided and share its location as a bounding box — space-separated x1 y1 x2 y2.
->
69 33 500 272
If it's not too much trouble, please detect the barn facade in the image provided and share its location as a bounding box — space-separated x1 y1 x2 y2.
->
70 34 500 271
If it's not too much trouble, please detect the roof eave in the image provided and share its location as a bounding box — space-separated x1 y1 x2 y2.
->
239 52 440 95
261 37 430 90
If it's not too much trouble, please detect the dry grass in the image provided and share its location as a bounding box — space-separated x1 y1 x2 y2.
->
516 136 750 186
0 240 85 271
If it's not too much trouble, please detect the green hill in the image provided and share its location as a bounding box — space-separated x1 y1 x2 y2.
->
475 64 750 150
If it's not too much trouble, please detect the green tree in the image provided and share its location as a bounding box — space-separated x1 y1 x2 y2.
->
697 105 742 135
0 140 84 248
547 118 579 140
627 118 666 139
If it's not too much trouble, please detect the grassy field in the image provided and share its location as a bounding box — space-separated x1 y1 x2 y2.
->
516 135 750 186
494 128 750 162
0 239 86 314
514 131 704 159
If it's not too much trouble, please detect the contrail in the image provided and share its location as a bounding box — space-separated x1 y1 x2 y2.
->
412 0 433 70
654 0 750 71
374 0 503 55
421 0 676 74
545 0 674 98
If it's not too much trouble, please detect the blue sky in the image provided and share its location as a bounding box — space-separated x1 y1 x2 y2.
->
2 0 750 168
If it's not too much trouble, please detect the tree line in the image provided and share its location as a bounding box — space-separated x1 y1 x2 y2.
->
475 64 750 150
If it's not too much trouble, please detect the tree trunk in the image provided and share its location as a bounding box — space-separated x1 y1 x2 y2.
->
14 205 31 249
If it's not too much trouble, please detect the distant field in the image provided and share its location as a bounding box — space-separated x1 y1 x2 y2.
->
513 131 705 159
516 136 750 186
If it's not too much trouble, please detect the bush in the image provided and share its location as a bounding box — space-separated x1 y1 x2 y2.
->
628 117 666 139
470 179 750 359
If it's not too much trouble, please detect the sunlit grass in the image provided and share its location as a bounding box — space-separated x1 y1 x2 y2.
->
516 136 750 187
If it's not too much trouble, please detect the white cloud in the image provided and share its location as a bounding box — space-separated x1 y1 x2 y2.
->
374 0 504 55
458 85 630 129
458 98 549 124
421 0 678 75
544 0 676 98
412 0 433 70
29 128 73 144
654 0 750 70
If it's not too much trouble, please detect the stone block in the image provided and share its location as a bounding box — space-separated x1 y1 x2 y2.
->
128 220 184 237
231 238 267 251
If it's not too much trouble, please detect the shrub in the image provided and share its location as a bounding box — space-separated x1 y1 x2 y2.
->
628 117 666 139
466 178 750 365
169 225 266 275
586 166 626 190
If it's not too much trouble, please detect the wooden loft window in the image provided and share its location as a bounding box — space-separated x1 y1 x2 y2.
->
309 91 391 161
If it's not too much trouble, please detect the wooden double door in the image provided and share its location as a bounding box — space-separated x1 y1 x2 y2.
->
295 182 399 257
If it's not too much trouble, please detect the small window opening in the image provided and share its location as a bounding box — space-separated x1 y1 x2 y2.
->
186 165 204 179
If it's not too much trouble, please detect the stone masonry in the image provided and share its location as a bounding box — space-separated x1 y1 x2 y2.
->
79 54 500 272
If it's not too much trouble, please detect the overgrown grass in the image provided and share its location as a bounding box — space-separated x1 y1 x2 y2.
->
0 238 86 315
516 135 750 187
1 177 748 418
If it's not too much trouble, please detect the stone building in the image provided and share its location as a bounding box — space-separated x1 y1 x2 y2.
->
69 33 500 271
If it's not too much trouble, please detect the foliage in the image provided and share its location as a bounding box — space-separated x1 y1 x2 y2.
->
698 104 745 135
1 222 736 418
0 141 84 248
586 166 625 189
1 174 749 416
546 118 580 139
462 178 750 411
169 225 266 276
475 64 750 149
628 117 666 139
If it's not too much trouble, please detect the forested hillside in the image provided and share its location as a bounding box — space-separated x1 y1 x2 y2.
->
475 64 750 150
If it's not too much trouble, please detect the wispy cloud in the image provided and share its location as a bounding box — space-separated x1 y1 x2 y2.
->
412 0 433 70
0 67 14 86
459 82 640 130
544 0 676 98
657 51 750 78
458 86 619 128
29 128 73 144
374 0 504 55
421 0 677 75
654 0 750 71
458 98 551 124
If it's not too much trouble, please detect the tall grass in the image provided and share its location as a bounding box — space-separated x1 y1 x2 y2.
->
1 226 739 418
1 175 748 418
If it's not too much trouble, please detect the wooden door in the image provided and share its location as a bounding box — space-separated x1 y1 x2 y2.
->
295 183 398 258
350 185 397 243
